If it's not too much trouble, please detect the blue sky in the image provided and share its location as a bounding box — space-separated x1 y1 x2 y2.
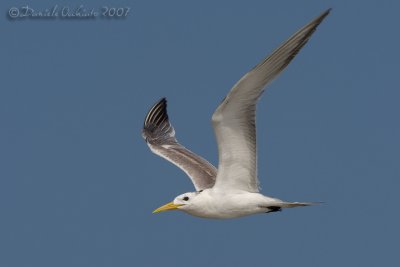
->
1 0 399 266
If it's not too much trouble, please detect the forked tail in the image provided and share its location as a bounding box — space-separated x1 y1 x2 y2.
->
278 202 323 208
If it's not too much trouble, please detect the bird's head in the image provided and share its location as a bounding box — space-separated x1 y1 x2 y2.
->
152 192 200 214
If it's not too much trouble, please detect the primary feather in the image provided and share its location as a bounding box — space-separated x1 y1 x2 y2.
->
142 98 217 191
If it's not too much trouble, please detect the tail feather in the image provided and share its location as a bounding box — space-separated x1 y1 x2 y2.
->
278 202 322 208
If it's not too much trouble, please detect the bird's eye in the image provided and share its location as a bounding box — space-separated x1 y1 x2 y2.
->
183 196 189 201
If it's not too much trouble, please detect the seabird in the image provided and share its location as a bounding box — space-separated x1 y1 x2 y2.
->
142 9 330 219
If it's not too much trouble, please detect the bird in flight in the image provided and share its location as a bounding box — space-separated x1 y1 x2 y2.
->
142 9 330 219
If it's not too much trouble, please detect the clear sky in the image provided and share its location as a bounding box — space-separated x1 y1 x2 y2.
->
1 0 399 266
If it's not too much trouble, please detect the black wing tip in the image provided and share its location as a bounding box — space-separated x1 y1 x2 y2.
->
143 97 169 128
292 8 332 54
315 8 331 24
307 8 331 33
321 8 332 16
158 97 167 106
324 8 332 15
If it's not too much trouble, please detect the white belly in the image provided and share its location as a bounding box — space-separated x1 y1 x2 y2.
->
181 190 281 219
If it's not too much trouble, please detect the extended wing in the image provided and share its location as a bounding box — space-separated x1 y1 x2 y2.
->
142 98 217 191
212 9 330 192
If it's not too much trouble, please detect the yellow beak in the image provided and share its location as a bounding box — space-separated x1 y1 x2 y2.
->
153 202 183 213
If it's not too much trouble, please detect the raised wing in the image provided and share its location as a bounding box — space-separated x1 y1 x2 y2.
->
212 9 330 192
142 98 217 191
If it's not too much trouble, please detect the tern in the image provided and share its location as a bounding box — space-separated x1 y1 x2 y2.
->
142 9 330 219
